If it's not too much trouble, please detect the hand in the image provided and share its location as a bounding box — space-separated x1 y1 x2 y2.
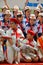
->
3 0 7 3
20 44 26 50
16 47 20 52
12 44 20 52
25 0 29 6
3 0 8 6
25 0 28 3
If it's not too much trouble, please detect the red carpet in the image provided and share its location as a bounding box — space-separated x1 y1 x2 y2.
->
0 62 43 65
0 61 43 65
0 63 43 65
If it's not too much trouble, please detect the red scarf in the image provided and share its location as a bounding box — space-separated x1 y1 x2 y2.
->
26 39 34 47
38 24 43 33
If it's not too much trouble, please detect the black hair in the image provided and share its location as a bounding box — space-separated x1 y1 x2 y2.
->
13 11 15 14
25 9 30 13
17 14 22 18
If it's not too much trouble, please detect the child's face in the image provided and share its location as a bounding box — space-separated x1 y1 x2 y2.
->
30 19 35 25
4 14 11 21
13 10 18 17
10 22 17 29
25 10 30 18
38 16 43 22
34 10 39 17
17 15 23 22
27 33 33 40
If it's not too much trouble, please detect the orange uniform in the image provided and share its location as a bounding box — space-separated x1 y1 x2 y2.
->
38 36 43 49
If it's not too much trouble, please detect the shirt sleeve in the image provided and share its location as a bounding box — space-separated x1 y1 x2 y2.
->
17 29 24 37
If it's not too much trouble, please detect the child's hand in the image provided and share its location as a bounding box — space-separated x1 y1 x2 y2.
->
25 0 28 3
3 0 7 4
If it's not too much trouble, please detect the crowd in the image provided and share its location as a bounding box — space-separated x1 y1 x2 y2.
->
0 0 43 64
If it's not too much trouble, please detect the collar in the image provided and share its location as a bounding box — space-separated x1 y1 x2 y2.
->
28 39 33 42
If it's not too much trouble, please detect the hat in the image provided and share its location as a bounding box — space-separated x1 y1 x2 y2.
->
13 5 19 11
2 5 8 9
17 10 23 16
5 10 11 15
24 6 31 11
30 14 36 20
10 18 19 24
34 7 40 12
39 13 43 17
37 4 42 9
27 30 35 36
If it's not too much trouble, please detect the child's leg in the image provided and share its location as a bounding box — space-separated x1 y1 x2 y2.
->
0 44 4 62
14 51 21 64
21 53 32 62
38 50 43 62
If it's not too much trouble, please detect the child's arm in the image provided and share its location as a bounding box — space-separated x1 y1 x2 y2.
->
3 0 10 9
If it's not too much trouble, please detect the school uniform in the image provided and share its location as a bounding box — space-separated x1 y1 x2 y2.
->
37 36 43 59
37 21 43 37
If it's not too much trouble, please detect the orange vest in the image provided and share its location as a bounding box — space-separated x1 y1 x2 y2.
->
38 36 43 49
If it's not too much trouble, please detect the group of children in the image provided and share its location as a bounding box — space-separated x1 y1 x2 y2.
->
0 0 43 64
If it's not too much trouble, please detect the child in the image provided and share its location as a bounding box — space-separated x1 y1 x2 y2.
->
0 29 5 62
37 35 43 62
21 30 39 62
4 18 24 64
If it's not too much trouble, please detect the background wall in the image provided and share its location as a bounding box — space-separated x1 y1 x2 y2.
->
0 0 43 9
